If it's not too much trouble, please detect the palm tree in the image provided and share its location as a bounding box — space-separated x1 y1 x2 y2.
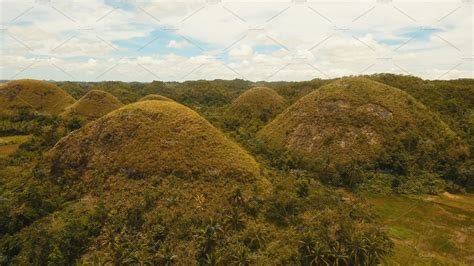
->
298 236 331 266
224 208 245 231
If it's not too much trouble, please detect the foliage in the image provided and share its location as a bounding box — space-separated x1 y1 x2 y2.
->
0 75 472 264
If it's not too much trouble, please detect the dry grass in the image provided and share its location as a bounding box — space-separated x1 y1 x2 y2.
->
226 87 287 131
257 77 466 164
60 90 123 122
139 94 173 102
0 135 31 157
50 101 266 184
0 79 76 115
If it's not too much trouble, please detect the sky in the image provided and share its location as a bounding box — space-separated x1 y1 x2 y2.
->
0 0 472 81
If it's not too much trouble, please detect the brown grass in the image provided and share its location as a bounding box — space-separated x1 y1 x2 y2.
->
50 101 267 185
60 90 123 122
0 79 76 115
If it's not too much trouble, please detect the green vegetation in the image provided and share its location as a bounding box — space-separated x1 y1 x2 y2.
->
90 81 140 104
0 75 472 264
0 80 76 115
367 193 474 265
60 90 123 124
369 73 474 152
0 135 31 157
56 81 90 100
257 77 469 189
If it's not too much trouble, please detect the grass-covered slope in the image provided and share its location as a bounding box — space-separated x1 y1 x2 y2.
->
50 101 261 181
369 74 474 152
0 80 76 115
138 94 173 102
60 90 123 122
368 193 474 264
226 87 287 132
90 81 140 103
257 77 467 179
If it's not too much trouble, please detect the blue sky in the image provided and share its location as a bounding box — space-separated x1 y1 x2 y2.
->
0 0 471 81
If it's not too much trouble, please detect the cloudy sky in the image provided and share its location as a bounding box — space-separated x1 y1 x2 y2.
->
0 0 472 81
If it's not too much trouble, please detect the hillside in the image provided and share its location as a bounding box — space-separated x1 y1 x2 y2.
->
56 81 90 100
0 76 471 265
368 74 474 152
60 90 123 123
138 94 173 102
50 101 262 181
0 80 76 115
257 77 468 183
226 87 287 132
90 81 140 103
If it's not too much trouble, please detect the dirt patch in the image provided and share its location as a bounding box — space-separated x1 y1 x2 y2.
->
318 100 351 113
357 103 393 119
286 124 380 153
442 192 460 199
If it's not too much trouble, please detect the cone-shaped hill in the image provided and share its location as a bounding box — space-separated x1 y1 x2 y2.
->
258 77 467 172
139 94 173 102
0 79 76 115
50 101 263 182
226 87 286 131
60 90 123 122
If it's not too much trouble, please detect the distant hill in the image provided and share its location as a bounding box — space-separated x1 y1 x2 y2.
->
0 79 75 115
226 87 287 132
139 94 173 102
60 90 123 123
90 81 140 103
56 81 91 100
258 77 468 182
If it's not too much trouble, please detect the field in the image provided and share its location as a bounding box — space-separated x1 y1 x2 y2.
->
0 135 31 157
367 193 474 265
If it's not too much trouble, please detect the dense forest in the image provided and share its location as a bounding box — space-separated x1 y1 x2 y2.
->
0 74 472 265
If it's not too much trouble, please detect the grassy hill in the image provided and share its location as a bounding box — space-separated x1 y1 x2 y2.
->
90 81 140 103
257 77 468 186
138 94 173 102
60 90 123 123
56 81 90 100
0 75 471 265
50 101 263 182
226 87 287 133
0 80 76 115
368 74 474 152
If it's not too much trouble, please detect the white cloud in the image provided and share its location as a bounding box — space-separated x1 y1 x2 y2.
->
0 0 472 81
167 40 191 49
229 44 253 59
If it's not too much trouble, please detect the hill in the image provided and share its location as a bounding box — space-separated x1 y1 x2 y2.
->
56 81 90 100
0 80 76 115
368 74 474 152
90 81 140 103
257 77 468 183
60 90 123 123
139 94 173 102
226 87 286 132
50 101 262 181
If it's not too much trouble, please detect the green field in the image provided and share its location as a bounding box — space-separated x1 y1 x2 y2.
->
0 135 31 157
367 193 474 265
